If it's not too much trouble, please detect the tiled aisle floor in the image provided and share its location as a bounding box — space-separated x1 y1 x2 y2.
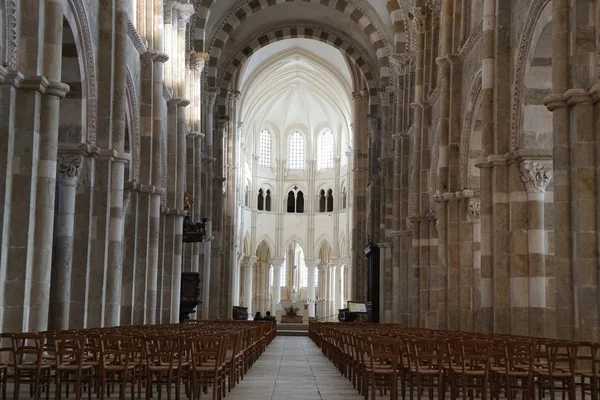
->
226 336 363 400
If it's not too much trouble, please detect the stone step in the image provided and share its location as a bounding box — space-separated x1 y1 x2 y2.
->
276 329 309 337
276 323 308 331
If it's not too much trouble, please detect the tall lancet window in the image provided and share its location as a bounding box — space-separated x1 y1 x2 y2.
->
265 190 272 211
326 189 334 212
280 253 287 287
259 129 271 168
257 189 265 211
288 131 304 170
319 130 334 169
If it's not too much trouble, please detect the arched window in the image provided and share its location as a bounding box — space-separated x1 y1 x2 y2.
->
244 185 250 207
319 130 334 169
287 191 296 213
257 189 264 211
269 266 273 287
296 191 304 213
259 129 271 168
265 190 272 211
315 269 319 288
341 187 347 209
288 131 305 170
326 189 334 212
319 190 326 213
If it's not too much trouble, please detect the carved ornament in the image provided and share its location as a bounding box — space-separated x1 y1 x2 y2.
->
57 153 83 184
467 199 481 220
520 161 552 193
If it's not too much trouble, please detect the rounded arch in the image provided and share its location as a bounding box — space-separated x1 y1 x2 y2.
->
213 24 381 116
315 235 333 255
317 240 333 263
255 240 272 261
202 0 390 81
62 0 97 145
459 71 483 189
386 0 410 54
511 0 552 151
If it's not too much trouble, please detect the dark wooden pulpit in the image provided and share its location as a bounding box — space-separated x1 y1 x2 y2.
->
179 272 201 323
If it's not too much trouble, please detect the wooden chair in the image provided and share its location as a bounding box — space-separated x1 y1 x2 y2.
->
99 334 137 400
575 342 600 399
451 339 492 400
536 341 578 400
189 335 225 400
409 338 446 400
53 334 93 400
12 333 52 400
144 334 184 400
365 337 401 400
0 333 14 400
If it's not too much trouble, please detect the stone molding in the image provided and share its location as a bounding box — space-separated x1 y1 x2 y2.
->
459 71 482 188
127 17 148 54
457 21 482 61
5 0 18 71
125 68 140 180
124 180 167 196
177 3 195 27
520 160 553 193
433 189 480 203
160 205 188 217
511 0 552 150
18 76 70 98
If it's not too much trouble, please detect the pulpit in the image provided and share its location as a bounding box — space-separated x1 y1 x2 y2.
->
179 272 201 323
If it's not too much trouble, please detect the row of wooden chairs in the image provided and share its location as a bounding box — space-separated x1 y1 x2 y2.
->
0 320 275 400
310 322 600 400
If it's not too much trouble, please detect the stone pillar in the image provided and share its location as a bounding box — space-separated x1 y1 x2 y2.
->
242 256 256 315
305 258 318 317
519 160 553 336
477 0 496 333
335 262 344 312
28 0 71 332
271 258 284 312
49 151 82 330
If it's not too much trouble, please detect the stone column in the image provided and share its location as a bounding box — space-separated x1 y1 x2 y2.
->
242 256 256 315
49 151 82 330
335 262 344 312
477 0 496 333
305 258 318 317
28 0 71 332
271 258 284 312
519 161 553 336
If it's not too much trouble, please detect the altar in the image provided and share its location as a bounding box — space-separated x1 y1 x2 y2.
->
276 300 311 323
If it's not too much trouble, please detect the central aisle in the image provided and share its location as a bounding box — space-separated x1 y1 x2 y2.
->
227 336 363 400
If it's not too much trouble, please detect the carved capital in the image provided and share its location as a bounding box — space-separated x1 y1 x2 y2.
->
410 7 429 34
520 161 553 193
389 52 415 77
467 198 481 220
367 114 380 135
206 87 220 108
177 3 195 27
352 90 366 101
57 153 83 184
190 52 209 72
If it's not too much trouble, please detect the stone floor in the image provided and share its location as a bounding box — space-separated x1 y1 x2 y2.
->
226 336 363 400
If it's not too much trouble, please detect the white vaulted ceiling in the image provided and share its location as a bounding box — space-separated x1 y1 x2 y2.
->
240 39 353 155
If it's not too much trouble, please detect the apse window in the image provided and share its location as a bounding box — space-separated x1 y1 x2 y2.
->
319 130 334 169
259 129 271 168
288 131 305 170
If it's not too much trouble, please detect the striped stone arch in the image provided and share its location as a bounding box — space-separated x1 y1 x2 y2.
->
213 24 381 116
198 0 391 86
386 0 409 53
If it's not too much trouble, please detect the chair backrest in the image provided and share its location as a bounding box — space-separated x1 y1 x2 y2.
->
546 341 578 374
368 337 401 374
144 335 182 369
460 339 491 373
504 340 535 374
190 335 224 373
54 334 86 367
100 335 135 368
12 333 45 367
411 338 446 371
